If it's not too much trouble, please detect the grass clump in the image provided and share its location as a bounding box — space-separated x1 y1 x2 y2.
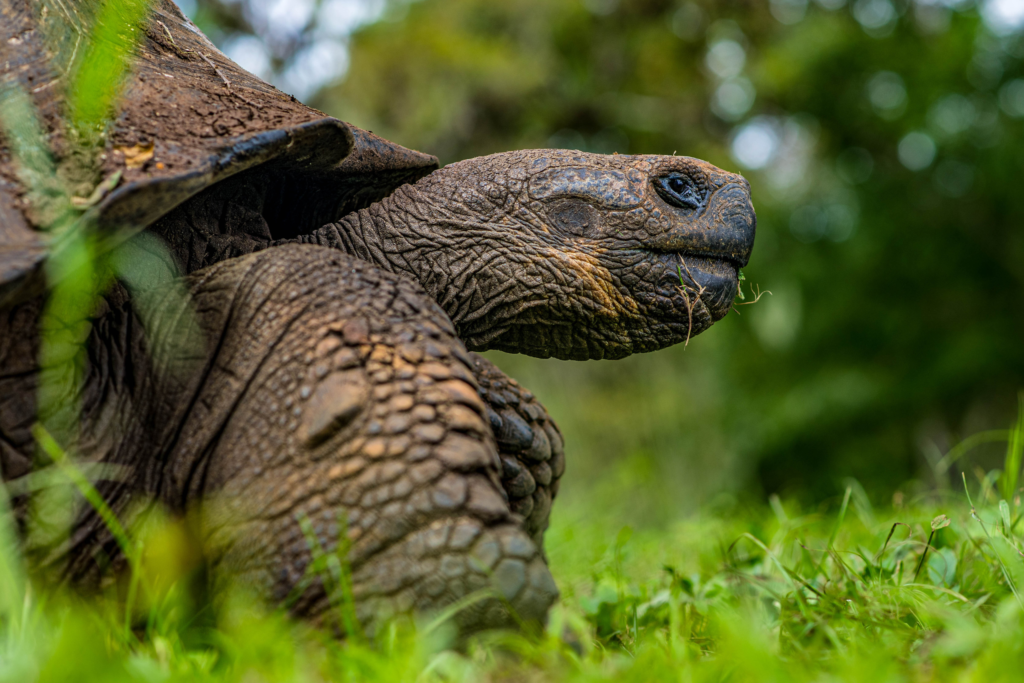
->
2 476 1023 682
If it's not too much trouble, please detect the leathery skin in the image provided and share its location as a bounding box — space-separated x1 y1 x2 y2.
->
0 245 558 633
180 246 561 632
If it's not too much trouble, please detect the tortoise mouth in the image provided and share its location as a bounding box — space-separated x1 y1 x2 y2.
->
652 251 739 324
645 246 746 270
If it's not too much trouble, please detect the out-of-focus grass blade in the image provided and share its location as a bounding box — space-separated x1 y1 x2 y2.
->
29 0 154 441
0 79 96 444
990 537 1024 601
68 0 151 138
935 429 1012 477
32 424 146 641
37 228 111 445
32 424 133 560
0 83 73 231
964 474 1024 609
111 232 204 370
0 471 26 635
1 1 155 579
1001 392 1023 503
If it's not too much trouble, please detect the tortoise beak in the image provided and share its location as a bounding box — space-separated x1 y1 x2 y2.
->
648 179 756 267
683 258 743 323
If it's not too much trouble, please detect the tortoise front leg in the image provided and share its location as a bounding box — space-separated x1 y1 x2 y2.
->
467 354 566 550
161 245 558 633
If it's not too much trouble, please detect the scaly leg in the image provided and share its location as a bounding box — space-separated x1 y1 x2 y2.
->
467 354 565 550
156 245 559 632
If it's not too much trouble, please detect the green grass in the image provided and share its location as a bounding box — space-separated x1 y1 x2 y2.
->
2 476 1024 682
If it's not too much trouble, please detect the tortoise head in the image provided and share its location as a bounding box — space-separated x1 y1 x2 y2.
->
384 149 755 360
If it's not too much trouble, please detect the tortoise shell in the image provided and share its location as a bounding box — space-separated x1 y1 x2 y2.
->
0 0 438 306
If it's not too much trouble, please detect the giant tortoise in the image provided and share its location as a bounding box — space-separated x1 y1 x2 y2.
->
0 0 755 633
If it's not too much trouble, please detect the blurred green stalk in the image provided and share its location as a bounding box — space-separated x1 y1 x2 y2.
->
0 0 151 577
1001 392 1024 503
68 0 151 140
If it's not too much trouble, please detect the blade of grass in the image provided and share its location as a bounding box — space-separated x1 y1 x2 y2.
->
912 530 936 583
421 587 502 637
32 423 144 642
1001 391 1024 503
963 473 1024 609
734 533 813 610
934 430 1011 477
0 83 71 228
32 424 132 558
68 0 152 138
0 469 26 637
295 514 364 644
814 486 852 578
828 487 852 549
874 522 911 563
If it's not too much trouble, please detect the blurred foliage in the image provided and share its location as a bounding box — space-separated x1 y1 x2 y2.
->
0 0 201 566
198 0 1024 511
1 0 149 448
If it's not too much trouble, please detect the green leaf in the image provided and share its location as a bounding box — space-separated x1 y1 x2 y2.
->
926 547 957 587
999 500 1012 533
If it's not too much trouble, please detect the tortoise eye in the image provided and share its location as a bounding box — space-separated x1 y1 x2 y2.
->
655 173 703 210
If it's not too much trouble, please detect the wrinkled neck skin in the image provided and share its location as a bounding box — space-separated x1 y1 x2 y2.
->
296 150 756 361
301 188 631 359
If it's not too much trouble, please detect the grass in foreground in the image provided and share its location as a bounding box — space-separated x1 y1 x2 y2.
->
2 477 1023 682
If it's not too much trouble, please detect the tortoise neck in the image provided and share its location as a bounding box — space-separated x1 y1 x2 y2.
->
306 189 519 352
308 194 428 285
310 194 466 317
306 210 387 268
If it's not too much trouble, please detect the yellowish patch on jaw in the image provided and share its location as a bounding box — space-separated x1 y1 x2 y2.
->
537 244 640 315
